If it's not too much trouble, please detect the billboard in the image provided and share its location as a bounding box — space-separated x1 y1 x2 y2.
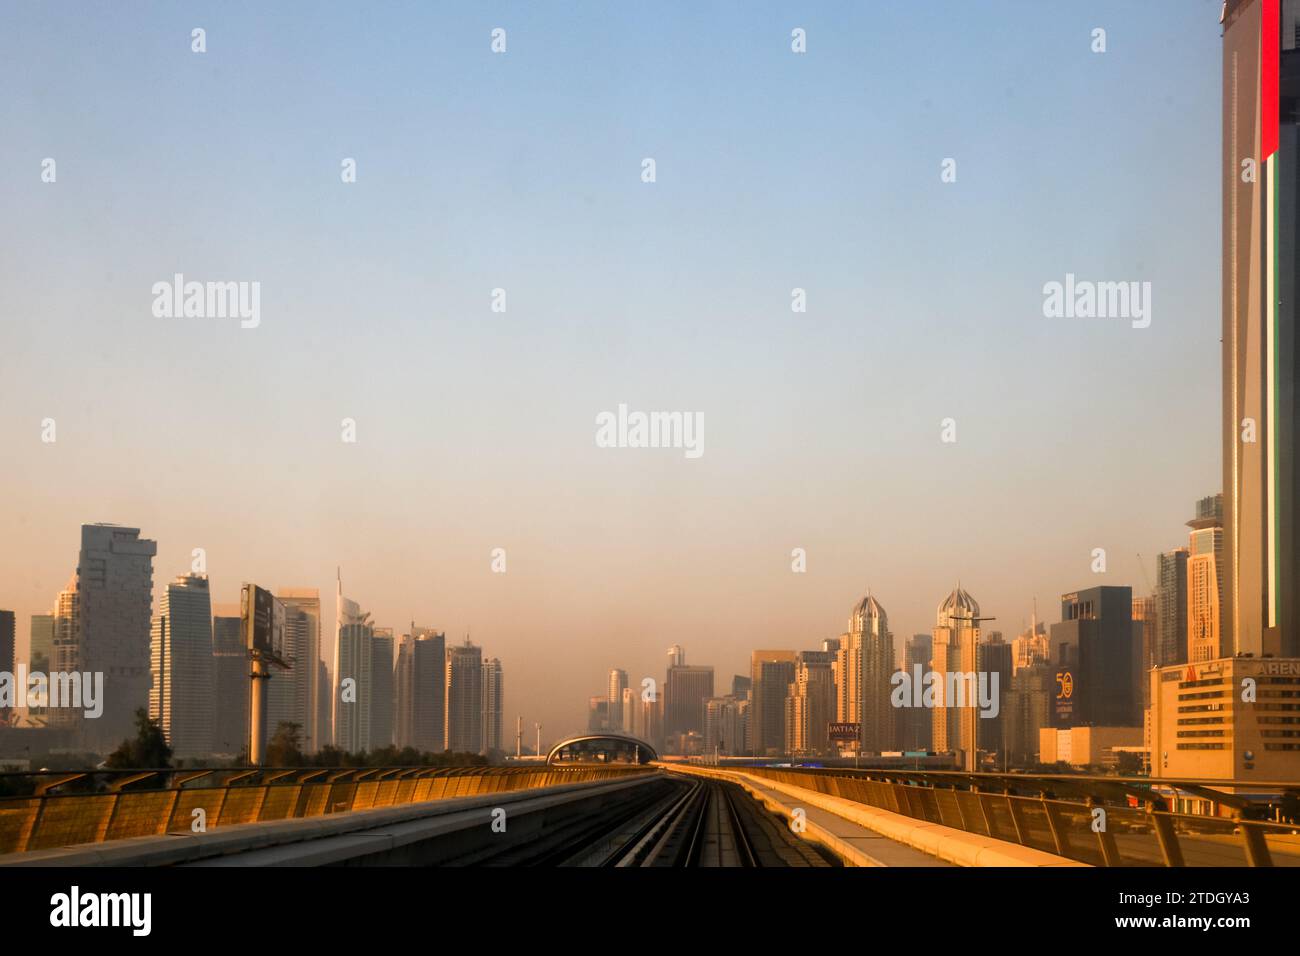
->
828 722 861 742
241 583 287 666
1053 668 1075 724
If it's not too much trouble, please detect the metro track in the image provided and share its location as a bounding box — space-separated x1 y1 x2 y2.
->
454 774 837 868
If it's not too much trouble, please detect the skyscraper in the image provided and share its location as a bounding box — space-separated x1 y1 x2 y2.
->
482 657 504 754
705 696 746 757
1131 594 1158 710
48 576 80 733
29 613 53 673
977 632 1012 761
370 627 394 750
0 611 13 727
211 606 248 757
931 586 981 763
395 627 446 752
149 574 214 758
333 577 373 753
784 650 835 756
1156 549 1189 667
750 650 796 756
836 592 894 754
1222 0 1300 659
1010 617 1048 675
897 633 933 751
445 638 483 753
664 663 714 743
266 596 315 753
1049 587 1142 729
666 644 685 668
1187 495 1226 662
25 612 54 723
277 589 321 752
607 668 629 730
73 524 157 752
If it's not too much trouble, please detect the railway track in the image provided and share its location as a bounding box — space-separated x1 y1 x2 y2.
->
452 775 836 867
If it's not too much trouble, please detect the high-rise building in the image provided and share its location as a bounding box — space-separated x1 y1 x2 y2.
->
316 659 330 753
1156 549 1189 666
0 611 13 727
704 695 747 757
72 524 157 752
931 586 981 765
750 650 796 756
607 668 628 730
587 695 609 732
1049 587 1142 729
897 633 933 751
836 593 894 754
482 657 504 754
666 645 685 668
1010 618 1049 675
211 606 248 757
664 664 714 742
24 612 55 723
784 650 835 756
265 597 314 753
977 632 1012 761
620 686 640 736
1187 495 1226 663
1222 0 1300 660
277 589 321 752
333 577 373 753
28 614 53 673
370 627 394 750
1005 663 1052 767
1132 594 1159 710
49 576 80 732
149 574 214 758
395 627 445 752
445 638 483 753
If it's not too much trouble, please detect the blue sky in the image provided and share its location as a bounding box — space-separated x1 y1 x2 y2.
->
0 1 1227 739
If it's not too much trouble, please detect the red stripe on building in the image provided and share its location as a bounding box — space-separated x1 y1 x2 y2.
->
1263 0 1280 159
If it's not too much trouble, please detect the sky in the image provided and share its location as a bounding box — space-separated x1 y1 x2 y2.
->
0 1 1226 746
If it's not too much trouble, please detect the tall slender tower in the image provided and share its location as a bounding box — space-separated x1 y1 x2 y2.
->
1222 0 1300 658
836 592 893 754
149 573 214 758
931 586 981 759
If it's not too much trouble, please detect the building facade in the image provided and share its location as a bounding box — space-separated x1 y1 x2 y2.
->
445 639 483 753
1222 0 1300 660
149 574 214 758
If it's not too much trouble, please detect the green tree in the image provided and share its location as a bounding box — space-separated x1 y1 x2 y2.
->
105 708 173 770
265 722 305 767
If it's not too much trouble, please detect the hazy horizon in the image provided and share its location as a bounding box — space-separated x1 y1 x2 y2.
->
1 1 1223 744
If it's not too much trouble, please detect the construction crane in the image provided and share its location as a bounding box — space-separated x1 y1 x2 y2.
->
1136 553 1155 599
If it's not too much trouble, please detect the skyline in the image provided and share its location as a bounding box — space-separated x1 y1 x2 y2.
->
2 2 1224 740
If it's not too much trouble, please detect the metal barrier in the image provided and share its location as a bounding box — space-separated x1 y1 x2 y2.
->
0 765 653 855
739 767 1300 867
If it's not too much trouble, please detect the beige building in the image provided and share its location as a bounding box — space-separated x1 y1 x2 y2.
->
1149 656 1300 785
1038 725 1142 769
835 593 893 755
784 652 835 756
932 586 980 766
